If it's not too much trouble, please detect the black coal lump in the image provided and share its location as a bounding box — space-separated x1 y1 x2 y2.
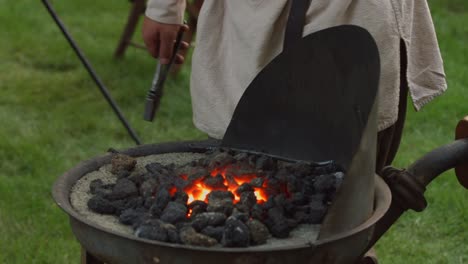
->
247 219 270 245
87 195 115 214
289 161 314 177
332 171 345 189
191 212 226 231
161 223 181 244
231 208 249 222
234 203 250 214
261 198 275 211
173 175 189 190
132 214 151 230
111 199 129 215
208 152 235 168
160 202 188 224
293 211 310 224
250 204 265 221
154 188 171 212
139 179 157 198
302 176 316 195
240 191 257 209
128 173 145 186
265 207 290 238
247 154 257 167
273 194 287 210
221 217 250 247
188 200 207 210
187 167 209 182
196 157 210 167
203 174 226 190
145 162 166 175
149 203 162 218
309 194 326 204
106 178 138 201
287 218 299 229
89 179 104 194
286 175 299 193
89 178 114 196
188 200 207 218
274 168 289 183
307 200 327 224
116 170 131 179
123 196 144 210
144 197 156 209
200 226 224 242
135 222 168 242
236 183 254 195
119 208 147 225
265 178 281 196
255 155 276 171
312 162 341 175
180 226 218 247
291 192 308 206
283 200 296 217
207 190 234 201
313 174 337 193
233 152 249 162
172 191 189 204
250 178 264 188
207 191 234 215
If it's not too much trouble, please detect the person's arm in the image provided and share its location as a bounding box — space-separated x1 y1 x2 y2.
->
143 0 188 64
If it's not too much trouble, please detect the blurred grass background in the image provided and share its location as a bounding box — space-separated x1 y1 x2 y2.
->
0 0 466 263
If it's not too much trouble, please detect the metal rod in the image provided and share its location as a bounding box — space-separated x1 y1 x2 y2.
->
41 0 142 145
407 138 468 186
143 24 185 122
367 138 468 251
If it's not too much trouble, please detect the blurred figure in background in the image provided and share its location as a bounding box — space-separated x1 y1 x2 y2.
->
142 0 447 171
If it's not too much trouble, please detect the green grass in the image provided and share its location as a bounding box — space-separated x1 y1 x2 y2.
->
0 0 466 263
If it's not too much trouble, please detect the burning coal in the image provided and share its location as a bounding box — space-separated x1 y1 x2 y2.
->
87 150 344 247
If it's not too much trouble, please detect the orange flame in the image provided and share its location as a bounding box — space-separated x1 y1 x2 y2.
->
184 166 269 205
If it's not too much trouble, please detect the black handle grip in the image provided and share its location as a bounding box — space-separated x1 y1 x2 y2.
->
143 26 186 122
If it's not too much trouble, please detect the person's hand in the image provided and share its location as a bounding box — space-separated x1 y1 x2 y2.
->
142 16 189 65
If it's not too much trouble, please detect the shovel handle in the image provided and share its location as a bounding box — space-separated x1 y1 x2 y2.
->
455 116 468 188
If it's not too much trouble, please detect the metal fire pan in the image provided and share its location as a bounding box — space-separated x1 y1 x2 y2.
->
53 140 391 264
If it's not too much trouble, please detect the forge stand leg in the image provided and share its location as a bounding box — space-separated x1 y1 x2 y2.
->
359 248 379 264
81 247 105 264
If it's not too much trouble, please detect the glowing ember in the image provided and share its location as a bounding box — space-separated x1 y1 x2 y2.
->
184 166 268 204
186 183 212 203
85 150 345 247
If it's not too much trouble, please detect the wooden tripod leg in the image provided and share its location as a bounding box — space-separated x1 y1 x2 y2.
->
114 0 146 58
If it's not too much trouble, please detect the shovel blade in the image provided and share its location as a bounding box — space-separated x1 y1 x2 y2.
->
222 25 380 170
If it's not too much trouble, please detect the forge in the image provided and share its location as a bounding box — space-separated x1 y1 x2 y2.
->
51 0 468 263
71 149 344 248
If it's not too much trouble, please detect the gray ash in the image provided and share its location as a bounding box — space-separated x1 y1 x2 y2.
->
86 149 344 247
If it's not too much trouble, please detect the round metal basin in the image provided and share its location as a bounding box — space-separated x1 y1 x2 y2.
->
53 141 392 264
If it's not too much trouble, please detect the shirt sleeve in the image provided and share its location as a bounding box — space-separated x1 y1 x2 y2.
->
145 0 186 25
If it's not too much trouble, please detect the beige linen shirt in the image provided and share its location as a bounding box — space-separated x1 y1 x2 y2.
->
146 0 447 139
